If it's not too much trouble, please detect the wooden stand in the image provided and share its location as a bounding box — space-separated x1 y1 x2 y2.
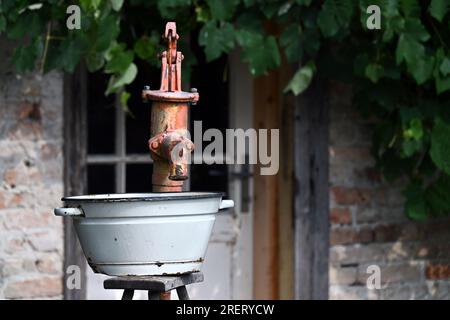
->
103 272 204 300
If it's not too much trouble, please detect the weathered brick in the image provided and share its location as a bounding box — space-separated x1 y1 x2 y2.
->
2 163 41 189
27 230 61 252
330 244 386 264
358 263 422 285
17 101 41 120
1 258 36 277
329 147 372 164
373 224 399 242
415 243 450 260
0 191 5 208
2 209 52 230
330 228 357 245
331 186 371 205
373 188 405 207
424 281 450 299
0 191 23 209
420 219 450 241
39 142 59 160
330 207 352 225
384 242 417 262
4 237 29 254
328 75 450 300
329 122 359 147
356 206 406 224
330 226 374 245
35 253 62 274
358 263 422 284
4 276 62 299
330 265 357 285
3 168 18 187
381 284 431 300
425 263 450 280
357 226 373 243
329 285 380 300
350 166 382 187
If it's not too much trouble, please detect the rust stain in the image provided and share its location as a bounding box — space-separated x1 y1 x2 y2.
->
142 22 199 191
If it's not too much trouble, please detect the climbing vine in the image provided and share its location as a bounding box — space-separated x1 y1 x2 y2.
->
1 0 450 220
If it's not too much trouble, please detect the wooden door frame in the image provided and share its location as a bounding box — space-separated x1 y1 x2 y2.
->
293 75 330 300
62 65 88 300
252 65 329 300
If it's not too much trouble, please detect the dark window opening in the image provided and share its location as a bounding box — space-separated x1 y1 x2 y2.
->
86 30 229 195
189 28 229 194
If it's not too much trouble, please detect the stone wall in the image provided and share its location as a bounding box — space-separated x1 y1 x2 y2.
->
0 38 64 299
328 82 450 299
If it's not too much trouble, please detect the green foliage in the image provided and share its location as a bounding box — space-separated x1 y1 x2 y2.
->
199 20 235 62
133 34 159 61
284 61 315 95
317 0 354 37
429 0 449 22
430 119 450 176
1 0 450 220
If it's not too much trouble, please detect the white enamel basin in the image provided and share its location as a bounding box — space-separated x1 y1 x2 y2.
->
54 192 234 276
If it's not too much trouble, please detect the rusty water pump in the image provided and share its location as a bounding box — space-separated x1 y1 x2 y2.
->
142 22 199 192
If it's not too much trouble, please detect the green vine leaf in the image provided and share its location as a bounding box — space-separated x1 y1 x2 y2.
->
435 74 450 94
12 38 43 73
105 62 137 95
365 63 384 83
0 15 6 33
206 0 239 21
439 57 450 76
425 174 450 216
317 0 354 38
400 0 421 18
93 14 120 52
396 34 423 65
404 183 428 221
134 35 159 61
55 33 89 73
295 0 312 6
284 61 316 95
236 30 281 75
199 20 235 62
429 0 449 22
85 52 105 72
80 0 102 12
7 10 44 39
110 0 124 11
409 56 435 84
280 24 303 63
157 0 192 18
120 91 131 110
430 119 450 175
105 44 134 74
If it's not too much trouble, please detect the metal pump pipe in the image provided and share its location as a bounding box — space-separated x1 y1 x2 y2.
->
142 22 199 192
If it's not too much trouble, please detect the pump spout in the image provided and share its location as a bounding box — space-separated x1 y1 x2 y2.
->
143 22 199 192
148 130 194 181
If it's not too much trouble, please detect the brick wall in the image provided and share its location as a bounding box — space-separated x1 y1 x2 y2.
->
328 82 450 299
0 38 64 299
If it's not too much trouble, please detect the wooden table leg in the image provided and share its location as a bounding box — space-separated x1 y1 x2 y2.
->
160 291 171 300
148 291 161 300
122 289 134 300
176 286 190 300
